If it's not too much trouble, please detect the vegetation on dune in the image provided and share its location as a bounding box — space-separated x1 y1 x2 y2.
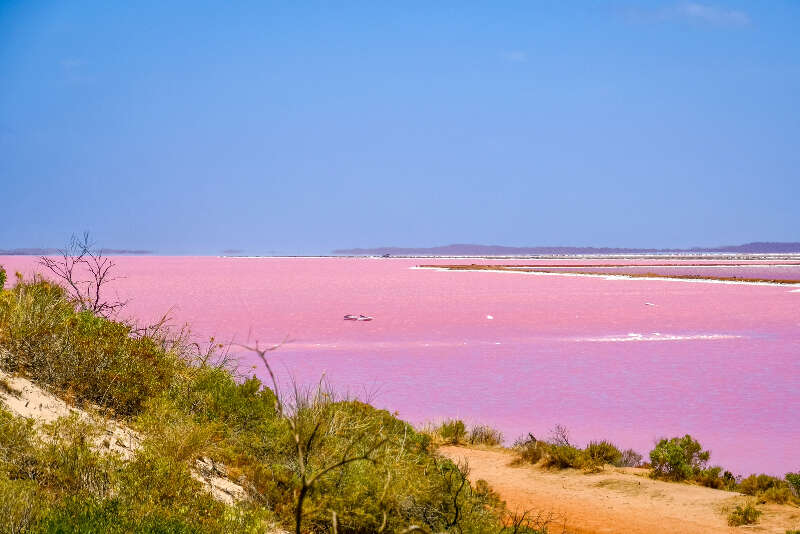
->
467 425 504 447
738 474 798 505
0 267 552 533
510 427 631 473
0 243 796 532
509 426 799 523
727 501 762 526
647 434 799 505
433 419 468 445
0 276 182 416
425 420 504 448
649 435 710 481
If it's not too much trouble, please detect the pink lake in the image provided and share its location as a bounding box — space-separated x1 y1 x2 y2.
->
2 256 799 476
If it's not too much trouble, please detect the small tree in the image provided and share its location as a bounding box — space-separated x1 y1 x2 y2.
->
39 232 126 317
241 341 388 534
649 434 710 481
548 424 571 447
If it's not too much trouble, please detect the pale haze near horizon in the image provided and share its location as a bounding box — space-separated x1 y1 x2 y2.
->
1 1 798 255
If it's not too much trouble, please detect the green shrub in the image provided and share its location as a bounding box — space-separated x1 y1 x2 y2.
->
649 434 710 481
118 449 220 518
513 434 548 465
0 406 40 479
35 415 120 497
467 424 503 446
735 473 797 505
758 486 795 505
738 473 785 495
0 279 183 416
0 277 75 377
32 495 267 534
542 444 584 470
0 409 119 497
584 440 622 468
437 419 467 445
167 366 277 432
695 466 736 490
0 475 43 534
34 497 162 534
727 501 762 526
0 266 6 290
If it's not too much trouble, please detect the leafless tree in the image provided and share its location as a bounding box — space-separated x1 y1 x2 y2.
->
240 340 388 534
549 424 571 447
39 232 127 316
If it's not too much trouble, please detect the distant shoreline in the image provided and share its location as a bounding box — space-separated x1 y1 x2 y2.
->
334 241 800 256
418 263 800 286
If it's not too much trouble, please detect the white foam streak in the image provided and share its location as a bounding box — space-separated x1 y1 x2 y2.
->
576 332 741 343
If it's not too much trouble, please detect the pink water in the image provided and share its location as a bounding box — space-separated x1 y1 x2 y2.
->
2 256 798 476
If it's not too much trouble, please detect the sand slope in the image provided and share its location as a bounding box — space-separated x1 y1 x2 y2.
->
0 370 246 505
440 446 800 534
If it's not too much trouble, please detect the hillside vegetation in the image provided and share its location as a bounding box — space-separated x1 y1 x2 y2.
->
1 262 797 533
0 267 546 534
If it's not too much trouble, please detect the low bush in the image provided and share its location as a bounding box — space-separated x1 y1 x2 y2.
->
649 434 710 481
0 278 183 416
758 486 795 505
437 419 467 445
467 424 503 446
0 475 43 534
584 440 622 469
513 432 632 473
695 467 737 490
736 473 799 504
541 444 584 470
32 497 193 534
0 405 41 479
33 494 272 534
513 434 548 465
739 473 785 496
727 501 762 526
36 415 120 498
0 266 6 290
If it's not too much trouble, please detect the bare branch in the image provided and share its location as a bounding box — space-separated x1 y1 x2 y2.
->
38 232 127 317
549 424 571 447
240 341 389 534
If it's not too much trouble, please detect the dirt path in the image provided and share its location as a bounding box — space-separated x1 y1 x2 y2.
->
439 446 800 534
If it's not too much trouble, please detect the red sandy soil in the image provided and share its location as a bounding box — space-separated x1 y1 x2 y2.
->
439 446 800 534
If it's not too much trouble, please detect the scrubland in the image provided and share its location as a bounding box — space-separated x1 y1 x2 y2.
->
0 263 798 533
0 267 550 533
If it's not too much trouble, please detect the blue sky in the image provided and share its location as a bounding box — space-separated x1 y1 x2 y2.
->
1 1 798 254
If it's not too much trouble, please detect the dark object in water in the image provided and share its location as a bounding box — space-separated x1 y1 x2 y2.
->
344 314 373 321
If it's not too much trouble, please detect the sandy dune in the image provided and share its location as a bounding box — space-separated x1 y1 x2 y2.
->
440 446 800 534
0 370 246 505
